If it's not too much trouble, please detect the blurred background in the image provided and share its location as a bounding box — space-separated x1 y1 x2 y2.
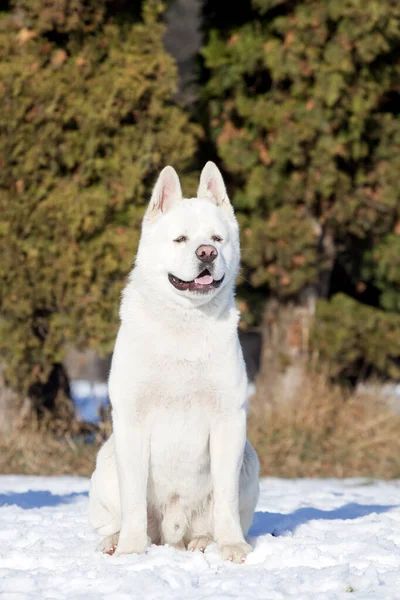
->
1 0 400 479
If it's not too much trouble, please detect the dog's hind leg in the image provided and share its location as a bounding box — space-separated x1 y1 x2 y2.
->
238 441 260 536
186 495 214 553
88 436 121 553
89 477 121 554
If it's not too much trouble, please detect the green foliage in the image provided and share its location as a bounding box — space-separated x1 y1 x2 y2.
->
362 234 400 312
0 0 199 393
202 0 400 379
313 294 400 380
2 0 400 393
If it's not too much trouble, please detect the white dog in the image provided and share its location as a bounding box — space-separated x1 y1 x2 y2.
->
88 162 260 563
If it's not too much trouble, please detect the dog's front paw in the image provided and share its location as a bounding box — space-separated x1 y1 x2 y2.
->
98 533 119 555
114 531 148 556
115 540 148 555
219 542 252 564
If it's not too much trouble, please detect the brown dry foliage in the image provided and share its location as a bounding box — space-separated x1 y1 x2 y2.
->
0 410 111 476
0 429 98 476
249 369 400 479
2 371 400 479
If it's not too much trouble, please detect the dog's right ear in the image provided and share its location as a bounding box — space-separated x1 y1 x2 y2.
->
145 166 182 220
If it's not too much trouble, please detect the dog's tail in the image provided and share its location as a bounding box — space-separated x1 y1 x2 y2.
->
161 500 188 546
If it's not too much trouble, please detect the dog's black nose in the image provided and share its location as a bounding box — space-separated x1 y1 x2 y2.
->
195 245 218 263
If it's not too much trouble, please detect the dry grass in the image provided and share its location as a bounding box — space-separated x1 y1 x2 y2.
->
0 430 98 476
0 412 112 477
249 369 400 478
2 370 400 479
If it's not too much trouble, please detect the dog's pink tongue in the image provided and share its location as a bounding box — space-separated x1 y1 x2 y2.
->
194 273 214 285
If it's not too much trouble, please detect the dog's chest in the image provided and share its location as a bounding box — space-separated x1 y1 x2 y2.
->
135 324 228 411
135 353 220 417
134 324 229 500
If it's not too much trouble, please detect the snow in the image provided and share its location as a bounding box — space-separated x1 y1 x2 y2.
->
69 380 109 423
1 476 400 599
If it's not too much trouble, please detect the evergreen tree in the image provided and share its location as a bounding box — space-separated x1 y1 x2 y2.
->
0 0 199 396
202 0 400 379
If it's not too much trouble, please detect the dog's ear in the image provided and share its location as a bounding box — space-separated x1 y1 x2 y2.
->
197 161 234 216
146 166 182 220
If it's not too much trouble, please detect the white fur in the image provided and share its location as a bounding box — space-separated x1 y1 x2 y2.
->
88 162 260 563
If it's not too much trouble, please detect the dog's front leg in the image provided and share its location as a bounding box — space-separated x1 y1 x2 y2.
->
113 414 149 555
210 408 252 563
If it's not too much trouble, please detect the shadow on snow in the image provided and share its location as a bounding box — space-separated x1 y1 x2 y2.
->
1 491 396 536
249 502 398 538
0 490 88 509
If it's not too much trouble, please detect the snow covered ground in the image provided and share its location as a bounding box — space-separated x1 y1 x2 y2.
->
1 476 400 599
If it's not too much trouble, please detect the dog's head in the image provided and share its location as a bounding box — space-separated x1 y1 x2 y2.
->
136 162 240 307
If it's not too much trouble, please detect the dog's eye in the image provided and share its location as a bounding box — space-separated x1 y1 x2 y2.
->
174 235 188 243
212 235 223 243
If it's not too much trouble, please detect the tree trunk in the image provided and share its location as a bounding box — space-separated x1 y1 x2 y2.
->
255 220 337 405
0 360 82 437
164 0 202 106
255 288 317 405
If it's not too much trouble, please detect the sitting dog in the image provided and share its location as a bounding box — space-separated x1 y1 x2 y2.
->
88 162 260 563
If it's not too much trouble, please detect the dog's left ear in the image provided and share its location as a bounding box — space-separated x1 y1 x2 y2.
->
146 166 182 220
197 161 234 216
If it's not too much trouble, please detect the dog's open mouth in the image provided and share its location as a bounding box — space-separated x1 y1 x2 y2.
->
168 269 225 293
